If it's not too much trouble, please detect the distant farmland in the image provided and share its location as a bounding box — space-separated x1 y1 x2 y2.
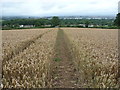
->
2 28 118 88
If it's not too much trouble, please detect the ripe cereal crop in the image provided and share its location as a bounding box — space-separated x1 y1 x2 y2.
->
3 29 57 88
2 28 119 88
63 28 118 88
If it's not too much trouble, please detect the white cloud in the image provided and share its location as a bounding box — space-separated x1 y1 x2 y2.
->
1 0 119 16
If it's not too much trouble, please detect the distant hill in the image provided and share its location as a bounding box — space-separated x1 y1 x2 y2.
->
2 16 115 20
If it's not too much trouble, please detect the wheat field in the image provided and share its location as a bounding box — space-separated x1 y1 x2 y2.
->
2 28 119 88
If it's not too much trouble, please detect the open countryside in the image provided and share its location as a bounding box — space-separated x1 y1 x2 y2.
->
1 0 120 89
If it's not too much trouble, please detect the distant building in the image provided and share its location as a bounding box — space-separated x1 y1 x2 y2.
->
55 26 59 28
19 25 34 28
79 24 85 27
88 25 94 27
19 25 24 28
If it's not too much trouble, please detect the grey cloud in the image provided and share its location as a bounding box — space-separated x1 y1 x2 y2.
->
2 1 24 8
1 0 118 16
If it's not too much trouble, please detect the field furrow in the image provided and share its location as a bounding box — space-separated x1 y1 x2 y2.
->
2 29 52 63
3 29 58 88
63 28 118 88
51 29 80 88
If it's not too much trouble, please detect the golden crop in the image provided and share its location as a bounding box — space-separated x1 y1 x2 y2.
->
2 29 52 62
63 28 118 88
2 28 119 88
3 29 57 88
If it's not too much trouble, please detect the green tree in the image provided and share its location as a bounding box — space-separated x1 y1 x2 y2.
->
114 13 120 26
35 22 41 27
51 16 60 27
85 20 89 28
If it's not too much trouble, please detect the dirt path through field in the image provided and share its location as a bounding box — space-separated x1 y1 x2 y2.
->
51 29 80 88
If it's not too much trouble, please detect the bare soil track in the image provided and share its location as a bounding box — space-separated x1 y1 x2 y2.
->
51 29 80 88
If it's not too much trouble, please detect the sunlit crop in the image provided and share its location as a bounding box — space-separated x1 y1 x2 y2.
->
3 29 57 88
2 28 119 88
63 28 118 88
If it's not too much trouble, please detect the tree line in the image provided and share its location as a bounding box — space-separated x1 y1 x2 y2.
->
2 16 118 30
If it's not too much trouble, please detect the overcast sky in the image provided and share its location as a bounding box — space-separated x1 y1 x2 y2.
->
1 0 119 17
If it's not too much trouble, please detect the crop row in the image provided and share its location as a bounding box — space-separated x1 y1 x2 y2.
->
2 29 52 63
3 29 58 88
63 28 118 88
2 29 51 47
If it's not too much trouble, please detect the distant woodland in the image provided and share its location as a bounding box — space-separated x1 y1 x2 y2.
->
2 16 118 30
